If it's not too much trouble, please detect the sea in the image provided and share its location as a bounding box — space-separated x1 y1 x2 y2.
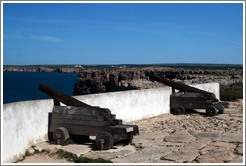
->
3 72 79 104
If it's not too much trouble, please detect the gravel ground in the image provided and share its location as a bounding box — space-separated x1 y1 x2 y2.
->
18 100 243 163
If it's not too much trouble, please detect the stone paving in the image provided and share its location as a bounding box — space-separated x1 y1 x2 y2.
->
20 100 244 163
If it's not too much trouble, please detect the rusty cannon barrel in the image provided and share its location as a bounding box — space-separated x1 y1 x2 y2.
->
39 84 115 125
153 74 218 102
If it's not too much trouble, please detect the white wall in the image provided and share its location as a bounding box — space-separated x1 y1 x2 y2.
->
191 82 220 100
74 87 171 122
2 83 219 163
2 99 53 163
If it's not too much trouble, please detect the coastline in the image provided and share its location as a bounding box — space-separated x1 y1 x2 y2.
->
3 65 83 73
3 64 243 74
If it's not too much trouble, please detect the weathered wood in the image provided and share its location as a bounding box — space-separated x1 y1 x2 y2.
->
53 127 70 145
48 106 139 144
95 132 114 150
111 114 116 120
113 119 122 125
53 106 99 115
170 96 212 109
99 108 112 115
49 120 138 142
52 106 118 123
51 116 110 127
50 123 109 136
40 84 139 149
153 75 218 102
52 113 104 121
107 125 138 142
39 84 115 125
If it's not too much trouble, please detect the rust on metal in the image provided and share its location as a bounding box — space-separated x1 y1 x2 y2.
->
39 84 115 125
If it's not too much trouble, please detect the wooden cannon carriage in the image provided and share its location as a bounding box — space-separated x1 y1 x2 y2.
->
39 84 139 150
150 74 224 116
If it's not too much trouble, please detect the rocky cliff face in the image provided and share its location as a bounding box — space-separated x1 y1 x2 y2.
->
4 65 242 96
3 66 84 73
73 68 243 96
73 70 149 95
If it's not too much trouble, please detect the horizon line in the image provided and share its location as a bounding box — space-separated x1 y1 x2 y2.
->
3 63 243 66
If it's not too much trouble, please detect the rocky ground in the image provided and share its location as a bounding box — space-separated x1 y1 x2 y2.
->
17 100 243 163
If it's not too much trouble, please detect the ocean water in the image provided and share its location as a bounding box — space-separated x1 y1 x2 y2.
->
3 72 78 104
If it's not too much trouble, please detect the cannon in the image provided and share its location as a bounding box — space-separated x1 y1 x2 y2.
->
39 84 139 150
150 74 224 116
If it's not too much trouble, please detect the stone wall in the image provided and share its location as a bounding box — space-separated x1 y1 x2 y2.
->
2 83 219 163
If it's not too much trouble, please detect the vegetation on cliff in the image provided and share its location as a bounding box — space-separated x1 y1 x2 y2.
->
220 82 243 101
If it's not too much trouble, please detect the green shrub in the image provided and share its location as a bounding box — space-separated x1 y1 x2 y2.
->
220 82 243 101
25 150 31 157
74 157 112 163
56 150 112 163
62 138 75 146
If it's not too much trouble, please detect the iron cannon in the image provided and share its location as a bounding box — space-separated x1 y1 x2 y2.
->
149 74 224 116
39 84 139 150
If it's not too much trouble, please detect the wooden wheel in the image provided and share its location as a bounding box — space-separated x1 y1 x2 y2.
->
53 127 69 145
206 106 218 116
95 132 114 150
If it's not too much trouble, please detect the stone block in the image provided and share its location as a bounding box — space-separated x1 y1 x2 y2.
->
164 130 196 143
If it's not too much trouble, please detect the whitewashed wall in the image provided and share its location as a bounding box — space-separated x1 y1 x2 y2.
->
74 87 171 122
2 99 54 163
2 83 219 163
191 83 220 100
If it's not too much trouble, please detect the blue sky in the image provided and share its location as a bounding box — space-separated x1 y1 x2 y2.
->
3 3 244 65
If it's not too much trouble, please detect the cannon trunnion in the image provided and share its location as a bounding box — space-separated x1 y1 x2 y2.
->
40 84 139 150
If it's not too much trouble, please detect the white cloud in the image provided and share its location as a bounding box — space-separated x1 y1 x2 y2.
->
33 35 62 42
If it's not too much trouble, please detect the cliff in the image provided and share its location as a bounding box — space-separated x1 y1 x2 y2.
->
3 65 242 96
3 66 84 73
73 68 243 96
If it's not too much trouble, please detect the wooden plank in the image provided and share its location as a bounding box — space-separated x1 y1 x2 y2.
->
111 114 116 120
52 106 118 121
53 111 102 117
51 116 110 126
99 108 112 114
107 126 128 142
49 122 135 142
50 121 108 136
113 119 122 125
170 96 212 109
109 125 138 133
53 106 99 116
52 112 104 121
